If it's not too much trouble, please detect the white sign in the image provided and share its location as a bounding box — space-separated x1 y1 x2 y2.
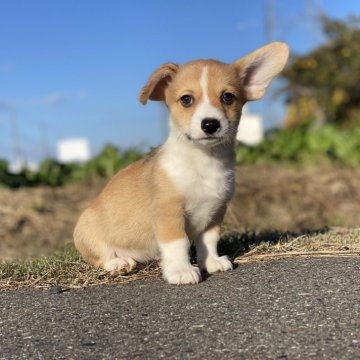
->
57 138 91 163
237 107 264 146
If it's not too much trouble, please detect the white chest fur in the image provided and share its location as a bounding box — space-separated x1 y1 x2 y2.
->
160 135 235 235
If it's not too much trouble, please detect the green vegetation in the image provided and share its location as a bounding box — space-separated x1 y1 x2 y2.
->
2 121 360 188
0 144 142 188
282 16 360 127
237 16 360 166
236 122 360 166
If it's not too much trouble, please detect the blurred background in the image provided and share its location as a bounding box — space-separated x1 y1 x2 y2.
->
1 0 360 260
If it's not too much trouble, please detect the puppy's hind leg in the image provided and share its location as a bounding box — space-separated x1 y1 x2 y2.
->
74 227 138 275
74 210 139 274
103 256 137 275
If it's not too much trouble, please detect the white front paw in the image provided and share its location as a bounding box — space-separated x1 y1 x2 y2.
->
162 265 202 285
200 255 233 273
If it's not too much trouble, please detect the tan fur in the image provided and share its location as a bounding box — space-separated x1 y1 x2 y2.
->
234 42 289 100
206 62 244 120
164 61 204 129
74 42 289 283
163 60 244 128
74 151 184 267
139 63 179 104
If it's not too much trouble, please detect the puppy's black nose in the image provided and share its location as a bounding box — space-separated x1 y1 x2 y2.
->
201 118 220 135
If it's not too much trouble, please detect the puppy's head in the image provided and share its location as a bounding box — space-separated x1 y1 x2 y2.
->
140 42 289 147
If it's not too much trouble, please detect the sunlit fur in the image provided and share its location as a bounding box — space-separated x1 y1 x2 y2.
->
74 42 289 284
165 60 243 147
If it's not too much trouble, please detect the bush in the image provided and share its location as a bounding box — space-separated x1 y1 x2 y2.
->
236 122 360 166
0 144 143 188
282 16 360 127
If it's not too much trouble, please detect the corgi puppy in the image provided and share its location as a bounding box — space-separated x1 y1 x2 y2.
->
74 42 289 285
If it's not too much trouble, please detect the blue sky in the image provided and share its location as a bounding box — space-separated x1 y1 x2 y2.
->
0 0 359 163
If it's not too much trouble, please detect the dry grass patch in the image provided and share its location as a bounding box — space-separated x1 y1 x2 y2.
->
1 227 359 290
230 227 360 264
0 246 161 291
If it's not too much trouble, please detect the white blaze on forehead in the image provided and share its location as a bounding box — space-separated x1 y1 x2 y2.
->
189 65 235 143
189 65 228 141
200 66 209 103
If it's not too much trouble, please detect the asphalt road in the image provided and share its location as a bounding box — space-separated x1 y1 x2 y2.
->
1 257 360 360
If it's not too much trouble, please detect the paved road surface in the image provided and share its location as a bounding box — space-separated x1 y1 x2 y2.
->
1 257 360 359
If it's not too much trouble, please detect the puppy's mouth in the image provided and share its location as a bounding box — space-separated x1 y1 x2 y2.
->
198 137 220 142
186 134 221 142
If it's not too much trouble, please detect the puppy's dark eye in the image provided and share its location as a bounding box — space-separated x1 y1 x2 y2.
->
180 95 194 107
221 92 235 105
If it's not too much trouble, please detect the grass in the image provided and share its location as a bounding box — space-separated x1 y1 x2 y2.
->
0 246 161 290
229 227 360 263
1 227 359 290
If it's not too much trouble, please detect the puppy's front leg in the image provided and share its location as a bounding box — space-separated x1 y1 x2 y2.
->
159 238 201 285
196 225 233 274
155 206 201 285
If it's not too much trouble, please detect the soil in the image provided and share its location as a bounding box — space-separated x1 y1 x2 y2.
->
1 165 360 261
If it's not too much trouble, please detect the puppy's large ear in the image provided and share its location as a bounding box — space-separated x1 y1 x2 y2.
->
234 42 289 101
139 63 179 105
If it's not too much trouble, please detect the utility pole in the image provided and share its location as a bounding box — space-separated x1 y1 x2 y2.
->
0 103 25 169
10 108 23 168
40 121 50 159
265 0 275 43
305 0 324 47
264 0 276 128
159 104 169 143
